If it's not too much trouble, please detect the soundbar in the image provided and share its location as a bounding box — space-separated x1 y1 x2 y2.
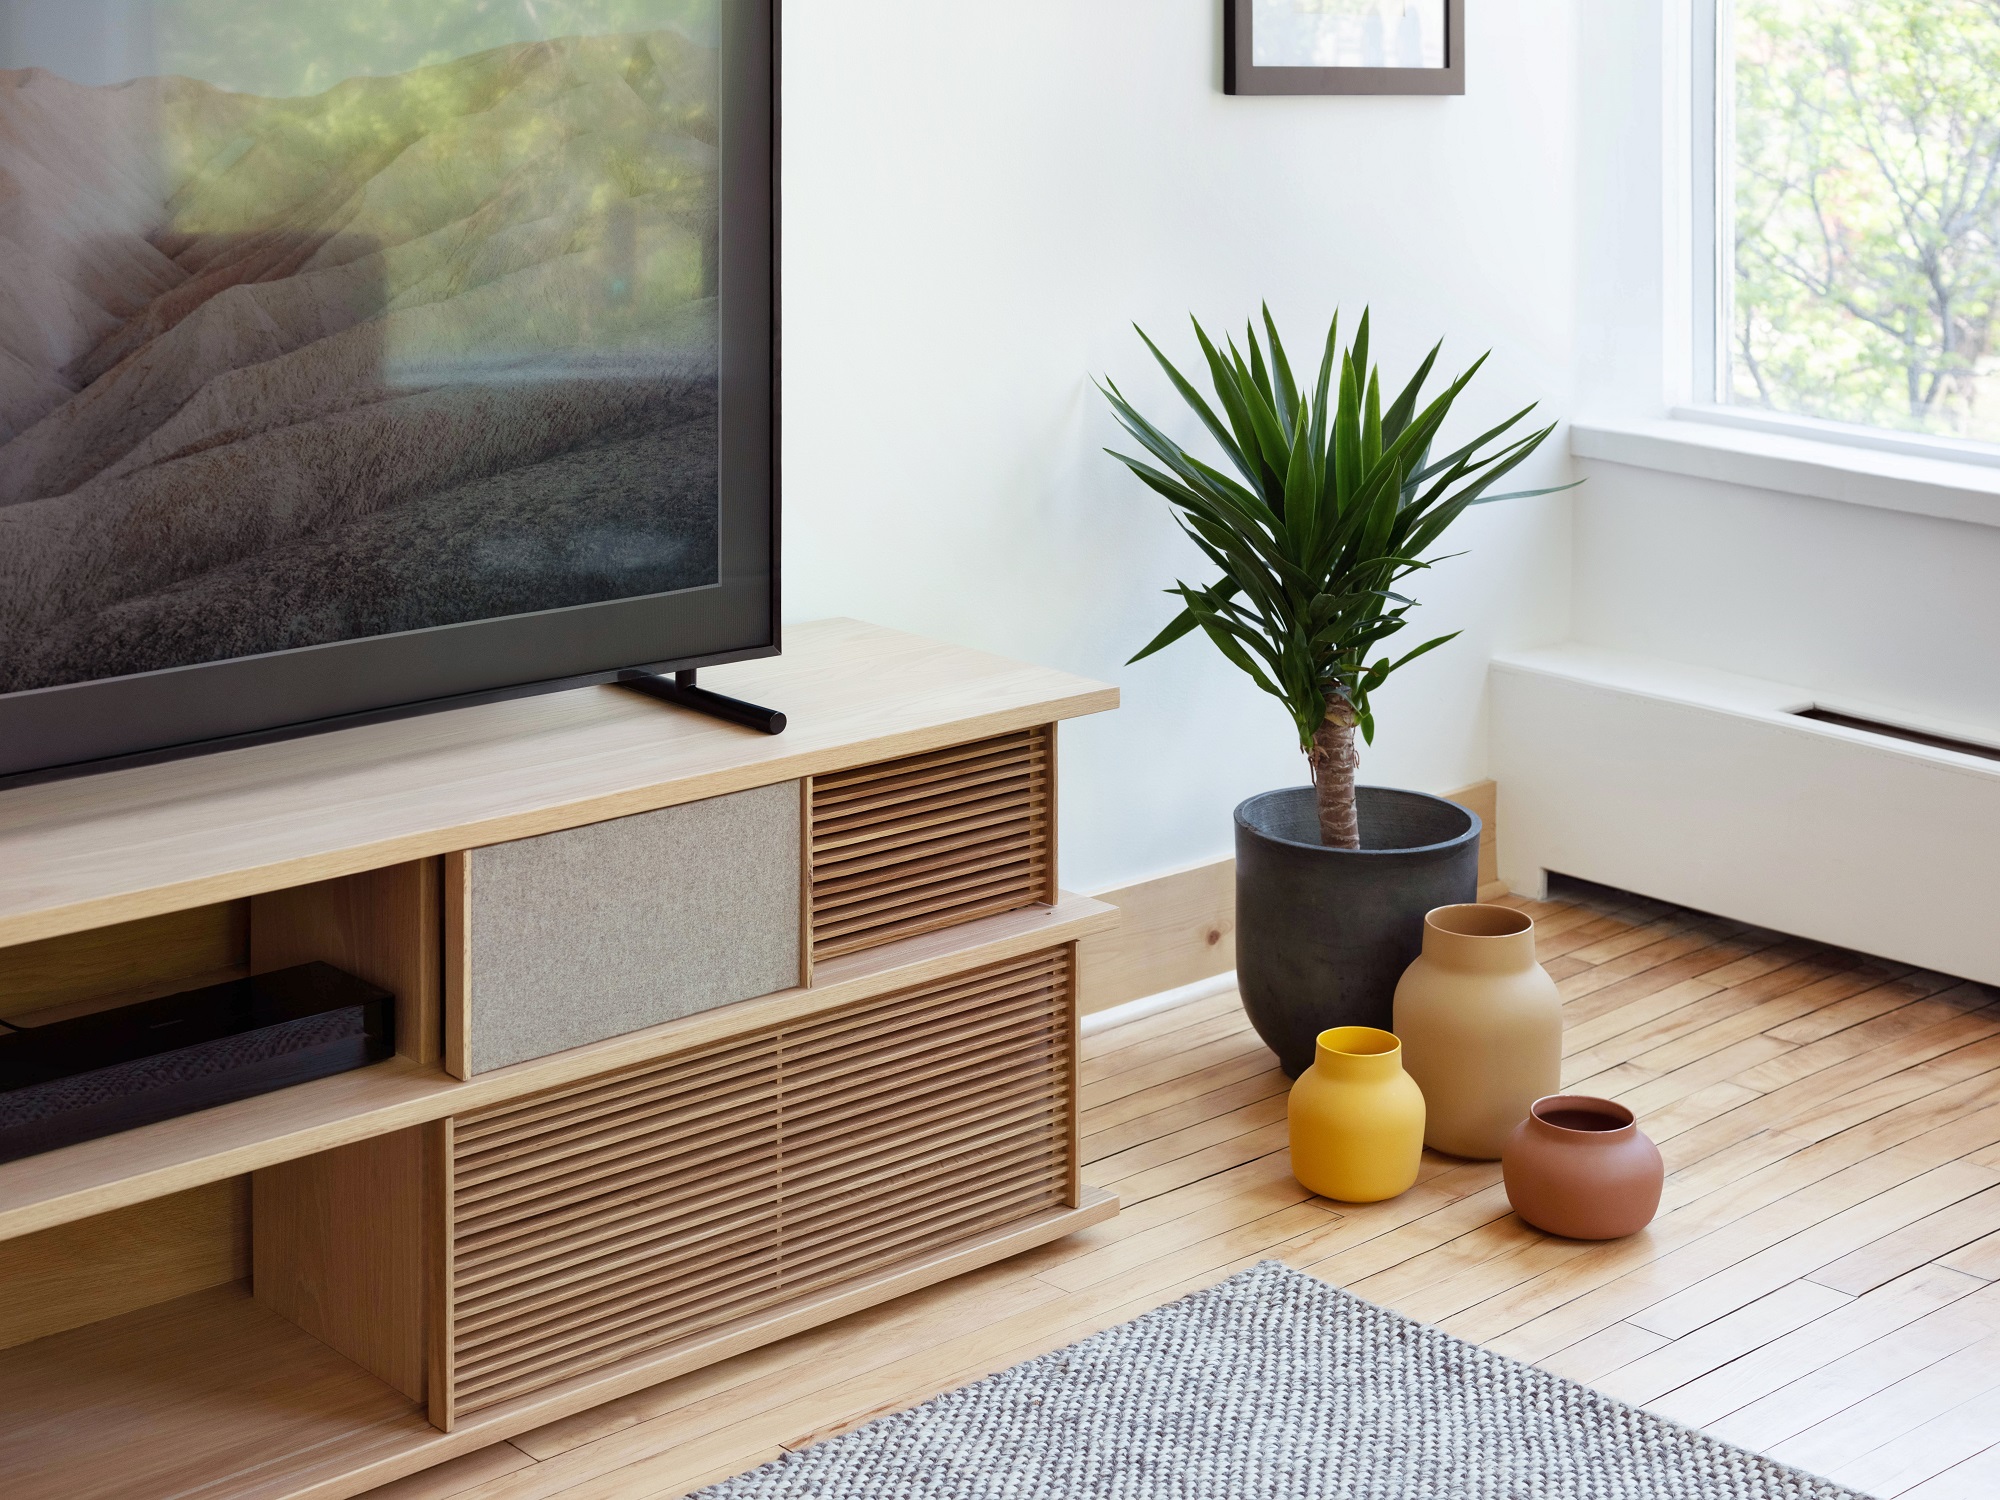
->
0 962 394 1164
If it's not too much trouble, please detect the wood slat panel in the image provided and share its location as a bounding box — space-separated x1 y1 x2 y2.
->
807 727 1055 961
441 947 1075 1422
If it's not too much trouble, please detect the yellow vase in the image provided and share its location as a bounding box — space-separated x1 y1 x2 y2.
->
1288 1026 1426 1203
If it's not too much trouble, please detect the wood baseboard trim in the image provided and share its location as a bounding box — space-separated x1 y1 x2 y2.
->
1078 780 1505 1016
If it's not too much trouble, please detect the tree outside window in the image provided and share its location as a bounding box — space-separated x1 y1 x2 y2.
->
1729 0 2000 442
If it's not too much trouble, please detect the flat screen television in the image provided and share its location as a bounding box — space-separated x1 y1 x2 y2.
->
0 0 777 784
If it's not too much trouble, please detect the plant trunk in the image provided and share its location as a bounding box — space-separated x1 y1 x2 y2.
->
1307 702 1361 850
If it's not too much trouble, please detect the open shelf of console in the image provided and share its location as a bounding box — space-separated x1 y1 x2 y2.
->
0 1188 1117 1500
0 894 1113 1242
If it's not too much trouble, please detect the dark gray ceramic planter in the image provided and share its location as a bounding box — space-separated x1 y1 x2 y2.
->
1235 786 1481 1078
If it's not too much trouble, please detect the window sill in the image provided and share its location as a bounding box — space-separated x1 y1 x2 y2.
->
1568 417 2000 530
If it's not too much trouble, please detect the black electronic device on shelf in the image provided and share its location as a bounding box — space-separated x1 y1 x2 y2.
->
0 962 394 1164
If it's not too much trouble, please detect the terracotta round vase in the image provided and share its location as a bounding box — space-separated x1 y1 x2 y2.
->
1393 903 1562 1160
1502 1095 1664 1239
1288 1026 1426 1203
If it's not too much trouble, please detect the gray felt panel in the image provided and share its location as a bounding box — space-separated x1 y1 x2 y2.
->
467 781 800 1073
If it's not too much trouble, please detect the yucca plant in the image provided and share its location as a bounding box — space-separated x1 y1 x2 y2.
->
1101 307 1567 850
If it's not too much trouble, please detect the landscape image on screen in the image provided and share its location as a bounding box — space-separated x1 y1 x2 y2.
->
0 1 722 694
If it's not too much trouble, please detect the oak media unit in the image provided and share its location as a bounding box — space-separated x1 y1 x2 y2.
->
0 620 1119 1500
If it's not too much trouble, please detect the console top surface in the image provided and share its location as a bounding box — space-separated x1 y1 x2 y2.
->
0 620 1117 947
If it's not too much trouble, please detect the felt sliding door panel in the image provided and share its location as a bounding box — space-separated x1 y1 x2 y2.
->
460 782 801 1074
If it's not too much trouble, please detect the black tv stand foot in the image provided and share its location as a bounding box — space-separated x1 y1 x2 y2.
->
617 670 787 735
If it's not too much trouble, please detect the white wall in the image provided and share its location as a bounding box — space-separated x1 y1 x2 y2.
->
1572 465 2000 736
779 1 1582 892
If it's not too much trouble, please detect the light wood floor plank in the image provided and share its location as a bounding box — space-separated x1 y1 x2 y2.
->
1764 970 1964 1047
1590 1280 1851 1407
1081 1067 1289 1164
1078 1030 1268 1110
1037 1182 1327 1295
1641 1263 1990 1430
1811 1183 2000 1296
1099 1120 1290 1204
1562 956 1842 1073
1627 966 1907 1075
1077 1041 1277 1132
1536 1320 1672 1385
1802 1354 2000 1497
1560 944 1795 1041
1608 1035 1797 1118
1699 1280 2000 1453
1897 1439 2000 1499
1563 915 1723 971
1939 1225 2000 1280
1085 1091 1289 1184
1736 994 2000 1096
1630 1162 2000 1339
1079 1009 1251 1088
1549 919 1750 996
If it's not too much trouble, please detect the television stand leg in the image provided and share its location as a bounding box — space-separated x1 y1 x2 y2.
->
616 670 787 734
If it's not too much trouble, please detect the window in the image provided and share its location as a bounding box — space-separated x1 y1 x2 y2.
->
1709 0 2000 446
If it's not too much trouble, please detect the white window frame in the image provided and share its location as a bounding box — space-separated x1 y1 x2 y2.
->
1673 0 2000 473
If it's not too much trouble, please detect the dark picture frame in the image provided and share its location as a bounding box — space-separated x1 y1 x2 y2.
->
0 0 782 787
1224 0 1464 96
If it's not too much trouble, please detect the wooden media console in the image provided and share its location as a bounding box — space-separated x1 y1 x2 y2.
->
0 620 1119 1500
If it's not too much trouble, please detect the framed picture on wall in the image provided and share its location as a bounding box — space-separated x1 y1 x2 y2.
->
1224 0 1464 96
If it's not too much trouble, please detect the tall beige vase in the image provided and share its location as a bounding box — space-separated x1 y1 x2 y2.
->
1392 903 1562 1159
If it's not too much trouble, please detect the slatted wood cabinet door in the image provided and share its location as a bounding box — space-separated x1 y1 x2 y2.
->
430 946 1078 1428
804 726 1057 971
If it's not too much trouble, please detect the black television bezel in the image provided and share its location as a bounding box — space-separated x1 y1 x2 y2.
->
0 0 781 789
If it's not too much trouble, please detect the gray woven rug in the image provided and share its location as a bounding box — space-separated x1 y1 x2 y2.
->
694 1260 1871 1499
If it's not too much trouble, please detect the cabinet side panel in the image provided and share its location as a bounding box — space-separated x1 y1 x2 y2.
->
252 1126 430 1403
427 1118 456 1431
1044 724 1060 906
444 852 473 1081
798 776 815 989
249 860 441 1065
466 782 801 1073
1063 941 1081 1207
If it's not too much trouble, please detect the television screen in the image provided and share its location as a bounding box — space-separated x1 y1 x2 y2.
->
0 0 776 782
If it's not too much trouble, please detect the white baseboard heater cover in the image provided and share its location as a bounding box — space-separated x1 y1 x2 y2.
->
1491 645 2000 987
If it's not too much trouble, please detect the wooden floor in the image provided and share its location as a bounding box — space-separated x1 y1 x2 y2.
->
365 878 2000 1500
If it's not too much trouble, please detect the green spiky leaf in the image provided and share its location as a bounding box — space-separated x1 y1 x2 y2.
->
1102 307 1571 756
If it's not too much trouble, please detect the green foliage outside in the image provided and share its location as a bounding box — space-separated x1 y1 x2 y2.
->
1731 0 2000 440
